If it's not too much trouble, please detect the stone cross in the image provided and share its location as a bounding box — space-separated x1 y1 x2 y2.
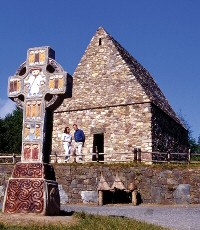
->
3 46 68 215
7 46 67 163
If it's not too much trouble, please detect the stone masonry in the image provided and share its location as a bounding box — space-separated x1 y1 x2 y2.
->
0 165 199 205
52 27 188 163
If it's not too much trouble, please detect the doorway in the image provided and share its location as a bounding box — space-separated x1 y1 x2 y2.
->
92 133 104 161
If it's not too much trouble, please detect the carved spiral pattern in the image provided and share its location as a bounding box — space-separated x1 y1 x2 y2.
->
4 179 44 213
12 163 43 178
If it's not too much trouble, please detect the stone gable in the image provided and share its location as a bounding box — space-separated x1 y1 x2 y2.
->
56 27 150 112
52 27 188 163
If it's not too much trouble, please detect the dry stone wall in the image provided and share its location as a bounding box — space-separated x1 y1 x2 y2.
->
0 164 199 205
54 165 200 205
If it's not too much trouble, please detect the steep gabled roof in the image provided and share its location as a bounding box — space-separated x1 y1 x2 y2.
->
57 27 182 127
97 27 181 125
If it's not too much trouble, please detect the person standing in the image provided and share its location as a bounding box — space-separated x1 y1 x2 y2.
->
62 127 72 162
73 124 85 162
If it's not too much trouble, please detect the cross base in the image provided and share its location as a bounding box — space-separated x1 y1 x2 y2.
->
3 163 60 215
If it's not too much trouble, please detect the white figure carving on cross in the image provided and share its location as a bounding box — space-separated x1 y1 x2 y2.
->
24 68 46 97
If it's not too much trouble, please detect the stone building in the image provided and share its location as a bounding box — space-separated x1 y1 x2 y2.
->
52 27 188 163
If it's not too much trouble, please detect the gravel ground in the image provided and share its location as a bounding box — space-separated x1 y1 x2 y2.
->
62 204 200 230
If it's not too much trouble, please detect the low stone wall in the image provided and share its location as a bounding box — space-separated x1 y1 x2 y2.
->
0 164 200 205
0 165 13 201
54 164 200 205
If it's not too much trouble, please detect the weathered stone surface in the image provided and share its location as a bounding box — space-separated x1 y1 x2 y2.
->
53 165 200 205
58 184 68 204
1 165 200 205
0 186 5 201
173 184 191 204
81 191 98 204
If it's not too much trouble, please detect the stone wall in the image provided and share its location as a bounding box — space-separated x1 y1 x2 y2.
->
0 164 199 205
55 28 150 113
53 165 200 205
0 165 13 201
53 103 152 162
152 104 188 153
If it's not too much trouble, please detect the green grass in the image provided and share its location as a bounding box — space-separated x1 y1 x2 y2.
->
191 154 200 162
0 212 169 230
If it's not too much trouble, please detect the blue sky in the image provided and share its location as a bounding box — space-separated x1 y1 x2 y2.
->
0 0 199 140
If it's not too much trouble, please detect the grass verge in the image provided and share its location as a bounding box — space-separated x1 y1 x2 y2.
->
0 212 169 230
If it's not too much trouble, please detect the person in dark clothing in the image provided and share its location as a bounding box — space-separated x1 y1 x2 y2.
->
73 124 85 162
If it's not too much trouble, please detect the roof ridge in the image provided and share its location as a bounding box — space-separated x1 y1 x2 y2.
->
105 32 182 125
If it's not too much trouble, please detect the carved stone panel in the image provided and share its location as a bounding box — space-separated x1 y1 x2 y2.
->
24 123 41 140
28 49 48 66
22 143 41 162
9 78 21 95
12 163 43 178
4 178 45 214
24 68 46 97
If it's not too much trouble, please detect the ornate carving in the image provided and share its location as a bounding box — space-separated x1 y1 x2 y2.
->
35 124 41 139
23 144 31 160
24 123 41 141
25 101 42 120
28 49 46 66
12 163 43 178
9 78 21 94
8 46 67 163
49 75 65 91
23 143 40 161
4 46 64 214
24 68 46 97
4 179 44 214
32 144 39 160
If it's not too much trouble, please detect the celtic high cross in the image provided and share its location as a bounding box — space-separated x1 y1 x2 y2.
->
3 47 69 215
8 47 67 162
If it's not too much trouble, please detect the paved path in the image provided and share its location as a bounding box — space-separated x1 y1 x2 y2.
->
62 204 200 230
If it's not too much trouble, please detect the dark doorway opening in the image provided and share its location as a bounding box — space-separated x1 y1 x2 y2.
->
103 190 132 205
92 133 104 161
